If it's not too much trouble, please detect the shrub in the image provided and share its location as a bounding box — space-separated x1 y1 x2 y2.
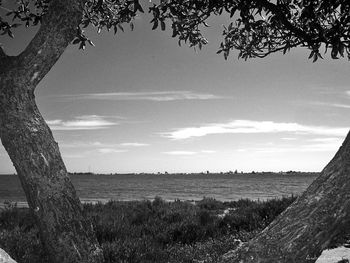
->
197 197 225 211
0 196 296 263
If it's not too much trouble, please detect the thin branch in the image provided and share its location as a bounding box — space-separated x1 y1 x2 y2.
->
253 40 304 58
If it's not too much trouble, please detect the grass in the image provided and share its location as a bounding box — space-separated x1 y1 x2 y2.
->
0 196 296 263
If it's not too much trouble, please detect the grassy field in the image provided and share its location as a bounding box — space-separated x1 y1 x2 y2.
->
0 196 297 263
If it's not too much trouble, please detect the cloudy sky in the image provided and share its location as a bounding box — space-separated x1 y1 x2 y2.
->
1 6 350 174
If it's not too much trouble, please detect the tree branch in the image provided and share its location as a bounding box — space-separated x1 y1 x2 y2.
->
253 41 305 58
5 0 86 90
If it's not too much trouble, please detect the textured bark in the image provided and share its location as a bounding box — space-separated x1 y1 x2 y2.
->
222 131 350 263
0 0 103 262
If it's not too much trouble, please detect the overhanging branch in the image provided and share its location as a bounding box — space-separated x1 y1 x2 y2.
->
8 0 86 89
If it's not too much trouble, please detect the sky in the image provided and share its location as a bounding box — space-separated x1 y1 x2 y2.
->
1 5 350 174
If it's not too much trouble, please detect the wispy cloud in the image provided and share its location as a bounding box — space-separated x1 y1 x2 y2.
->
308 137 342 143
201 150 216 154
281 137 297 141
120 143 150 147
239 141 341 154
61 91 223 102
47 115 118 130
235 136 343 154
162 120 348 140
163 150 216 155
311 101 350 109
163 151 197 155
59 141 149 148
98 148 127 154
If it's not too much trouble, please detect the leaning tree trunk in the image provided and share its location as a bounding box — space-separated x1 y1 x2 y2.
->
222 131 350 263
0 0 103 262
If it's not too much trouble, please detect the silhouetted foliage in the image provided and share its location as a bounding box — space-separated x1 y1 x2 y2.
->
1 1 349 60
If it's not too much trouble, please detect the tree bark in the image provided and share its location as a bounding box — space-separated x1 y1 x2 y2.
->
0 0 103 262
222 131 350 263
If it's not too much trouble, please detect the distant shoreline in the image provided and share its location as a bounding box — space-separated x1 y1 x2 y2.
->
0 171 320 176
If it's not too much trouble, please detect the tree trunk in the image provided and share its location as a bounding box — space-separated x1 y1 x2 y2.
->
0 85 103 263
222 131 350 263
0 0 103 262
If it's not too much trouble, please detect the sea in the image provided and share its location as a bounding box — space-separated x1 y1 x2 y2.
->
0 172 317 208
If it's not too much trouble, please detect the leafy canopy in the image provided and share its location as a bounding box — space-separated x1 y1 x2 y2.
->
1 0 349 61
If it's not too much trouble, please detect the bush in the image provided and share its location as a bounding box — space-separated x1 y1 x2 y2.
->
197 197 225 211
0 196 296 263
166 235 242 263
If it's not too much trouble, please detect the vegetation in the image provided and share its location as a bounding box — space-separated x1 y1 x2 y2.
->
0 196 296 263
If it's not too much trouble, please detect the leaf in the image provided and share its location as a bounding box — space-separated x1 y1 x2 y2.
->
88 40 95 46
7 30 14 38
161 21 166 31
308 51 314 59
33 16 41 26
130 22 134 31
339 43 345 57
230 7 237 18
118 24 124 32
79 42 86 50
172 28 178 37
331 45 338 59
224 50 229 60
134 0 144 13
203 22 210 27
324 43 329 54
152 20 158 30
72 38 80 45
317 53 323 59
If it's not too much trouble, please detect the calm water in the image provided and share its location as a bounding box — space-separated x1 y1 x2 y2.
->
0 173 317 207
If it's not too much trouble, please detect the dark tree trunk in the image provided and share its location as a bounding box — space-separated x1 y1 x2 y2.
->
0 0 103 262
222 131 350 263
0 85 103 263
